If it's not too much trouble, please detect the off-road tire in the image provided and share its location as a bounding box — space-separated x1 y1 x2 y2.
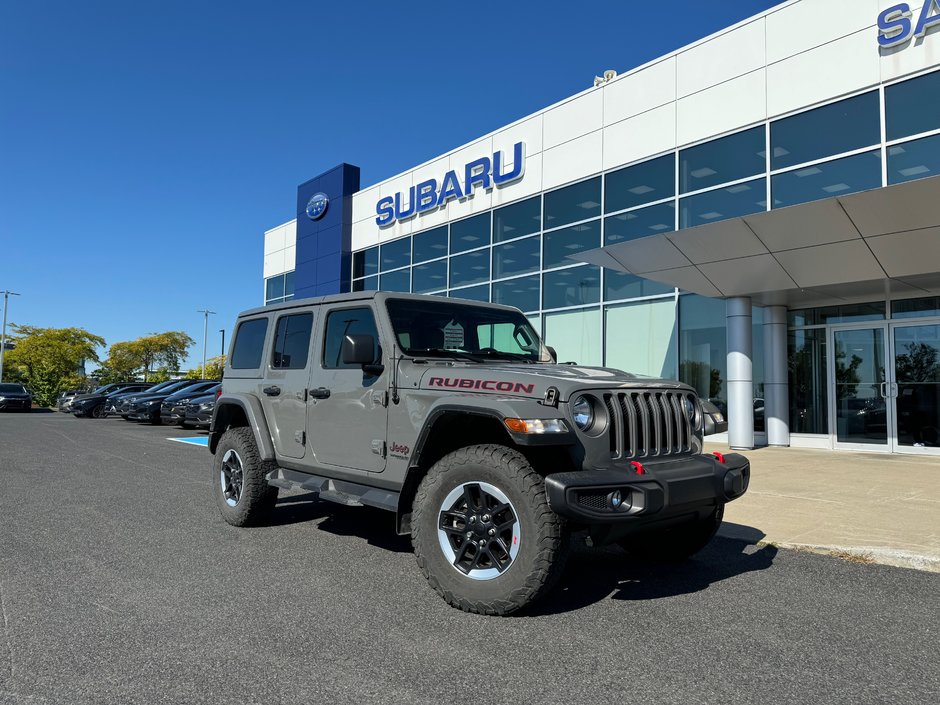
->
412 444 569 616
213 427 278 527
620 504 724 562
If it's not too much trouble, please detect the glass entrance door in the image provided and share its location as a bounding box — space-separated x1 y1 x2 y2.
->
830 326 890 450
891 322 940 455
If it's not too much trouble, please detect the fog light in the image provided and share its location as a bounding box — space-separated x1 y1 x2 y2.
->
608 490 622 509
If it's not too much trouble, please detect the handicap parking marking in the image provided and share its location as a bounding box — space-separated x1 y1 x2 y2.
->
167 436 210 447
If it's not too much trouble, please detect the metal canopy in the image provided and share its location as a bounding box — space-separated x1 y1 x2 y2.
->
575 175 940 307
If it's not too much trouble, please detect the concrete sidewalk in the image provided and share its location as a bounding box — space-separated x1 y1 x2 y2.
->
708 443 940 572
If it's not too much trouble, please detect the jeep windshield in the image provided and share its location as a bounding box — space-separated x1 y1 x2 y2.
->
386 298 552 363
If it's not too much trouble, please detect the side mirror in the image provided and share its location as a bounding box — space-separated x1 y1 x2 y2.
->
701 400 728 435
546 345 558 363
341 334 376 366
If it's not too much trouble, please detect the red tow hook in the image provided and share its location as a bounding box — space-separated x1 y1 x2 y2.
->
630 461 646 475
712 452 726 464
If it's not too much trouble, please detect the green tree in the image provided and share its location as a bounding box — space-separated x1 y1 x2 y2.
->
4 326 105 406
100 331 194 381
187 355 225 380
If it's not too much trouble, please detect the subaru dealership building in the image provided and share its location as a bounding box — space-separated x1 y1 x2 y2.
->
262 0 940 455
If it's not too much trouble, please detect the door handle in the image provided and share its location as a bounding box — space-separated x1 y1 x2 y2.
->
880 382 887 399
263 385 281 397
309 387 331 400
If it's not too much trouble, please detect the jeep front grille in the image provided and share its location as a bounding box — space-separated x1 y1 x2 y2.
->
603 391 696 459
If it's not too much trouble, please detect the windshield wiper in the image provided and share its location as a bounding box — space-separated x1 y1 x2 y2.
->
410 348 487 363
473 350 537 364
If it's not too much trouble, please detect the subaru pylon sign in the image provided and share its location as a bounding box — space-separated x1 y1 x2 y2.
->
375 141 525 227
878 1 940 48
305 192 329 220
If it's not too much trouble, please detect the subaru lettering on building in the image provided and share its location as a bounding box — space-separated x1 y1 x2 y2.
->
375 142 525 227
878 1 940 48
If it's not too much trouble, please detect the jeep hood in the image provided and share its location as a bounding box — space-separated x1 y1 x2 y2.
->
413 362 691 401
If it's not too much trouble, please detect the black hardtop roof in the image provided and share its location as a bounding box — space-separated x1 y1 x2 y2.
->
236 291 520 320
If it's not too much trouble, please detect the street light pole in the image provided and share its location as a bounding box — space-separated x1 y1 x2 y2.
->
0 290 21 383
219 328 225 357
197 309 216 378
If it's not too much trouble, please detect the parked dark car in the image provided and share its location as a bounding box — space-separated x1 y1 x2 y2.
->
128 380 215 424
72 383 153 418
69 382 143 415
182 388 220 429
102 381 187 416
0 383 32 412
117 380 204 420
161 383 220 426
57 389 84 412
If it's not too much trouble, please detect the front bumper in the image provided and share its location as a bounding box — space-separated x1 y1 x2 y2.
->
544 453 749 525
0 399 31 410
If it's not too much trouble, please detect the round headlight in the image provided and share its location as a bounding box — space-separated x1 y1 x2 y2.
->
572 395 595 431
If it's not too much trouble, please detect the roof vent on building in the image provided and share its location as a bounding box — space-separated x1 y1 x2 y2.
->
593 69 617 87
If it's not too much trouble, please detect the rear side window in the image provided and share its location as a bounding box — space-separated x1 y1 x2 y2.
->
323 307 380 370
271 313 313 369
230 318 269 369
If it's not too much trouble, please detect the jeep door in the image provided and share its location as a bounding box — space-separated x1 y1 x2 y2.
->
259 309 317 459
305 304 387 473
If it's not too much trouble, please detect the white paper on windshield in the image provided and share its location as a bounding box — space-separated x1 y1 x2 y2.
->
442 320 465 349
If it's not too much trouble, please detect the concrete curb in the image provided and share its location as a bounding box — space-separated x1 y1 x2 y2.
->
756 540 940 573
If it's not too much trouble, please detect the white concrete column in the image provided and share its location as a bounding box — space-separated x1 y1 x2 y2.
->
763 306 790 447
726 297 754 450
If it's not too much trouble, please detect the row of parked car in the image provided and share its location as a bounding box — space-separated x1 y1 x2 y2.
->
58 379 221 429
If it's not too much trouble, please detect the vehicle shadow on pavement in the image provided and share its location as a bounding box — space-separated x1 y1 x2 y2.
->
266 493 412 553
527 523 777 616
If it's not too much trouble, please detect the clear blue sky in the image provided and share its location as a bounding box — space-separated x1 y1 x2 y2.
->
0 0 785 370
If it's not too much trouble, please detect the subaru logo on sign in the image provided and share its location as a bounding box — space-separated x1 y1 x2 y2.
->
878 1 940 48
306 192 329 220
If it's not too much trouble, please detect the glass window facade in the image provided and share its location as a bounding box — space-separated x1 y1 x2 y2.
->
543 265 600 309
892 296 940 320
604 270 673 301
606 299 677 378
544 308 601 366
450 250 490 287
494 196 540 242
352 247 379 278
680 126 764 193
680 179 765 229
450 213 491 253
887 134 940 185
264 270 295 306
606 154 674 212
543 221 600 269
605 202 675 244
412 260 447 294
543 177 601 228
886 69 940 141
379 268 410 292
772 151 882 208
493 275 540 313
413 226 448 263
771 91 880 170
380 238 410 271
493 235 540 279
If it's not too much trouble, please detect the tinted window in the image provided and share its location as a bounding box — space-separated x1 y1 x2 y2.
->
380 237 411 271
604 270 674 300
543 220 601 269
412 226 448 263
449 284 489 303
543 265 600 309
680 127 765 193
379 268 410 292
271 313 313 369
888 134 940 185
494 196 540 242
771 92 880 170
493 235 540 279
0 384 26 394
412 260 448 294
230 318 268 369
353 247 379 278
493 275 540 313
679 178 765 229
265 276 284 302
893 296 940 319
352 275 378 292
450 250 490 287
543 177 601 229
772 151 881 208
284 271 294 298
606 154 674 212
886 70 940 140
450 213 491 253
605 202 675 245
323 307 380 370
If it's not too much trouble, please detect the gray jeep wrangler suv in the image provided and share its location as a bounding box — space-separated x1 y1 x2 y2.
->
210 292 749 615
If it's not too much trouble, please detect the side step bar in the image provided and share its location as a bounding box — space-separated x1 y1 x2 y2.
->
266 466 399 513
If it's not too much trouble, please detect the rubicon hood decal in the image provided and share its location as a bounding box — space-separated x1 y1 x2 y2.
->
427 376 536 394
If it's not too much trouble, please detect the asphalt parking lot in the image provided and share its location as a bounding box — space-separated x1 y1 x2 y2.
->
0 412 937 705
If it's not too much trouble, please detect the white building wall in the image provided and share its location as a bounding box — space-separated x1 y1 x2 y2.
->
337 0 940 252
263 219 296 280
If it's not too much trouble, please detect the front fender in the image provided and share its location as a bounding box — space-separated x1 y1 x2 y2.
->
209 393 275 460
